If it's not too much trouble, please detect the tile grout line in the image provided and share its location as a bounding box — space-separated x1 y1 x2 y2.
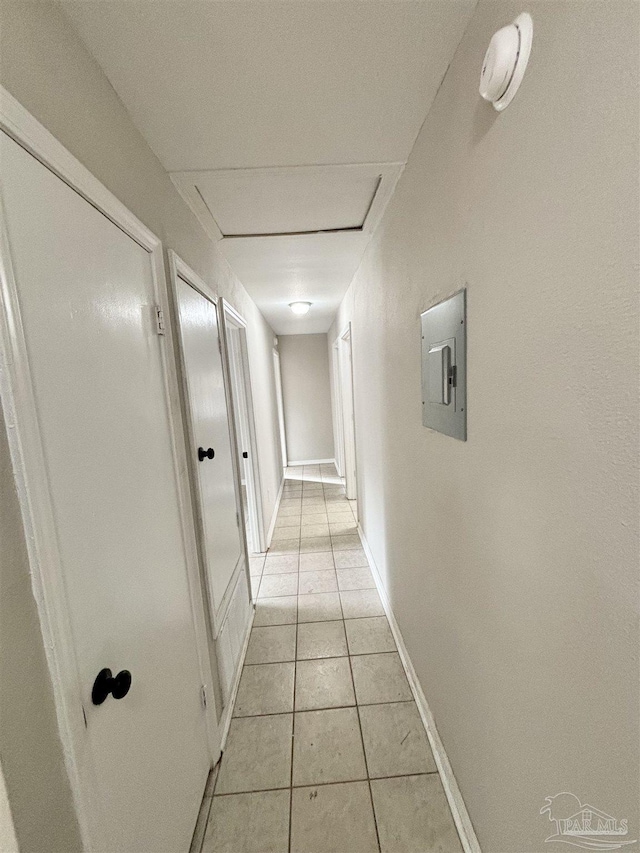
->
342 579 383 853
213 771 439 799
287 490 301 853
232 695 411 718
341 498 383 852
272 472 300 853
254 612 385 628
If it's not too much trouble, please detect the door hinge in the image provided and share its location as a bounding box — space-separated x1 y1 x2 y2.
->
154 305 166 336
236 511 240 528
201 684 208 710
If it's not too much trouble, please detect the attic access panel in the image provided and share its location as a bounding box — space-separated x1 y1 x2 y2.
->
170 163 404 242
421 290 466 440
195 169 380 236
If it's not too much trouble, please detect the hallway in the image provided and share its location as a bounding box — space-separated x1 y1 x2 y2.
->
197 465 461 853
1 3 638 851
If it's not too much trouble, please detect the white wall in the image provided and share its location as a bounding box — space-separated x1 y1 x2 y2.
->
0 2 282 848
279 334 335 464
330 2 639 851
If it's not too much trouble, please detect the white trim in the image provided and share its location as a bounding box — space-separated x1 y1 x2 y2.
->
0 87 154 252
0 193 100 847
0 87 218 849
265 475 285 549
220 299 267 555
170 162 404 245
357 523 482 853
331 340 345 478
287 458 335 466
273 347 288 467
335 323 358 501
220 298 246 330
218 605 255 751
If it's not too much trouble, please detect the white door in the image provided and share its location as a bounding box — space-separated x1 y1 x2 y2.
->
0 134 211 851
174 278 243 625
225 317 264 555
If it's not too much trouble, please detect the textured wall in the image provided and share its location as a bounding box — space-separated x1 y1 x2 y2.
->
0 0 283 535
330 2 640 850
279 334 335 463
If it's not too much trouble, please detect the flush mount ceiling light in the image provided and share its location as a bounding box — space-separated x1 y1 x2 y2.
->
479 12 533 111
289 301 312 316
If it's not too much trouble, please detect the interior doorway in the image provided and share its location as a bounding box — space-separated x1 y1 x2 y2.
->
273 346 288 470
221 300 266 556
336 324 358 507
332 339 345 478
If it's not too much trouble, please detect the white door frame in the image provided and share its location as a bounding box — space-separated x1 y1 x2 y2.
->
167 252 250 638
219 299 266 555
332 339 345 478
337 324 358 502
0 87 219 850
273 346 288 469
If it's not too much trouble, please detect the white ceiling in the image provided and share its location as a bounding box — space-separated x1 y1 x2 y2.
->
62 1 476 333
192 167 381 237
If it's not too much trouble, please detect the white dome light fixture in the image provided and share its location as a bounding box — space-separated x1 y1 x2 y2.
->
289 301 312 316
479 12 533 111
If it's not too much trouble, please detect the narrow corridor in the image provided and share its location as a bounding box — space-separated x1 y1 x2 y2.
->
196 465 463 852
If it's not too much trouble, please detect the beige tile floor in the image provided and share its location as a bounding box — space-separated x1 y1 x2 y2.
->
201 464 463 853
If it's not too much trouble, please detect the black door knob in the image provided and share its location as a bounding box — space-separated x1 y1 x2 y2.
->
198 447 215 461
242 451 248 459
92 668 132 705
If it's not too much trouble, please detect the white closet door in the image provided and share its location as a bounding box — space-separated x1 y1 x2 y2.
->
175 278 243 622
0 133 210 852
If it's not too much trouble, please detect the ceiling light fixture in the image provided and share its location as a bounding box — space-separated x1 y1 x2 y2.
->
289 301 312 316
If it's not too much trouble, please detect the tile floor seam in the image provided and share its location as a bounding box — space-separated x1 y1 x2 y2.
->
229 696 417 719
251 613 391 629
210 770 438 800
345 645 382 852
330 563 380 850
288 585 298 853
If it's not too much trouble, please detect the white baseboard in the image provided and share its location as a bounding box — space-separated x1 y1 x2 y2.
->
265 475 285 550
357 524 482 853
219 604 255 752
286 458 335 466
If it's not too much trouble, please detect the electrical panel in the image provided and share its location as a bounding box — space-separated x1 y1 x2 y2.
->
421 290 466 440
